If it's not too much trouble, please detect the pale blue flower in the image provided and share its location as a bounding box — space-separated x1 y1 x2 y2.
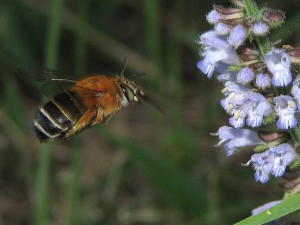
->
253 21 269 36
237 67 254 84
217 72 237 83
206 10 220 24
214 126 264 156
250 143 296 183
221 81 252 111
273 95 297 129
291 75 300 111
246 93 272 127
228 24 247 48
256 73 271 89
221 82 271 128
269 143 297 177
265 48 292 87
197 31 240 78
215 22 231 35
291 75 300 99
251 151 274 183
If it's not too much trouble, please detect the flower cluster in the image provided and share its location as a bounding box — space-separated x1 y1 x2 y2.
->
198 1 300 184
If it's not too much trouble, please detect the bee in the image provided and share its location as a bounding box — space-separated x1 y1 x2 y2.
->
33 68 163 143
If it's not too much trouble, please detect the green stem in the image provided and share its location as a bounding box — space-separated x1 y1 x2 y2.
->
244 0 270 55
67 139 82 225
44 0 65 69
144 0 162 92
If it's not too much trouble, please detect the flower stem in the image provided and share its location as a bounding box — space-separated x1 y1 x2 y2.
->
244 0 271 55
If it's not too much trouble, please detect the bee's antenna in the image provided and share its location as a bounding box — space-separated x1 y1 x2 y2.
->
120 58 128 77
130 72 147 79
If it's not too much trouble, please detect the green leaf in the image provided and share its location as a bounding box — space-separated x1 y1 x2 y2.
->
235 194 300 225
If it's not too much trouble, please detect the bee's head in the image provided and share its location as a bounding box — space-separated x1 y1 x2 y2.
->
118 76 164 114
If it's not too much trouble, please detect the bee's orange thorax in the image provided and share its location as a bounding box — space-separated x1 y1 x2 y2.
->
71 75 121 115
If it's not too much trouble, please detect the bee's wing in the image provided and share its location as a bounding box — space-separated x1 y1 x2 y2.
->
41 79 106 102
139 94 165 115
40 79 76 100
17 67 80 82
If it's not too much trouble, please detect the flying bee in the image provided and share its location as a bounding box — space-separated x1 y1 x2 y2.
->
33 68 163 143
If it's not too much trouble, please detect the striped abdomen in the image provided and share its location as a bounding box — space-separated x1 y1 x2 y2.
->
34 92 84 142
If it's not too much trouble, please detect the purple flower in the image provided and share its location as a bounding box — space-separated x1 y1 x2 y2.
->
291 76 300 99
221 81 252 111
253 21 269 36
255 73 271 89
214 126 264 156
217 72 237 83
215 23 231 35
265 48 292 87
246 93 272 127
197 31 240 78
248 143 296 183
291 75 300 111
249 151 274 183
228 24 247 48
237 67 254 84
273 95 297 129
221 82 272 128
206 10 221 24
221 82 251 128
269 143 297 177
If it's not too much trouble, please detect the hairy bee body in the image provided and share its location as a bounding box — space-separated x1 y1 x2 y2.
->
33 74 162 143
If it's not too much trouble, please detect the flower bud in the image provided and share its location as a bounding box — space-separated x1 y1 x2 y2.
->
253 21 269 36
258 131 289 143
238 47 260 61
206 10 221 24
262 9 285 28
284 46 300 64
255 73 271 89
228 24 247 48
215 22 231 35
214 5 245 21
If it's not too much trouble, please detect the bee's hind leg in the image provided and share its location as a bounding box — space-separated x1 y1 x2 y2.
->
62 106 103 138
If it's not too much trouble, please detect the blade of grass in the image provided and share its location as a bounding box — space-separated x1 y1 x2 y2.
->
67 138 83 225
235 194 300 225
67 0 88 224
144 0 162 91
35 1 65 225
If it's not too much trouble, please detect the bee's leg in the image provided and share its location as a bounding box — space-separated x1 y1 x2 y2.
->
91 107 105 125
63 106 100 138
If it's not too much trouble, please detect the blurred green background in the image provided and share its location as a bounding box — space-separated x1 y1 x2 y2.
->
0 0 300 224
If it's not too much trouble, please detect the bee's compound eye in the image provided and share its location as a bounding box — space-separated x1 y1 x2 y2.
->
120 84 134 102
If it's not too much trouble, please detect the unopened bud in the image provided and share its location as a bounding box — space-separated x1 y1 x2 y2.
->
253 21 269 36
284 46 300 64
258 131 289 143
237 47 260 64
262 9 285 28
214 5 245 21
